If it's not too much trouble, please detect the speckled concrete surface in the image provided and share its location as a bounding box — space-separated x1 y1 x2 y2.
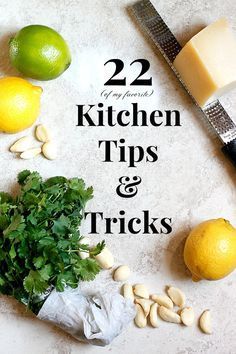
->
0 0 236 353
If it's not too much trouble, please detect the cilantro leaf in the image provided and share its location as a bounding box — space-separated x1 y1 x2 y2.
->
33 256 45 269
0 192 12 203
90 240 106 256
73 258 101 281
17 170 31 185
0 170 104 314
39 264 53 281
56 271 77 291
9 244 16 259
44 176 67 187
52 215 70 235
3 215 25 237
24 270 48 294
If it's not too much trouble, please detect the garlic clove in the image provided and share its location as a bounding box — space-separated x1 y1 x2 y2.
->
113 265 131 282
20 147 41 160
135 298 153 317
94 247 114 269
149 303 159 328
42 141 57 160
180 307 195 326
133 284 149 299
35 124 51 142
10 136 33 153
199 310 212 334
167 286 186 308
123 284 134 301
151 294 174 309
135 304 147 328
158 306 181 324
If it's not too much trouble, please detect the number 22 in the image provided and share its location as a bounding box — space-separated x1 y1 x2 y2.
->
104 59 152 86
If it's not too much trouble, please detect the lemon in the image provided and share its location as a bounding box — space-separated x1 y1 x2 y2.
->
184 218 236 281
9 25 71 81
0 77 42 133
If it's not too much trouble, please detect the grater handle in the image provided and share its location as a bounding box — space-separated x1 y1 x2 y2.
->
222 140 236 167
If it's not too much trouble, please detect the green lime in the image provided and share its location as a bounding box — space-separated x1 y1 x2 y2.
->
9 25 71 81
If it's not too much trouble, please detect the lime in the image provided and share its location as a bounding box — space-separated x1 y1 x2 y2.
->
9 25 71 81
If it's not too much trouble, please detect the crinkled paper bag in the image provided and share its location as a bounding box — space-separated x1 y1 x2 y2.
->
38 287 136 346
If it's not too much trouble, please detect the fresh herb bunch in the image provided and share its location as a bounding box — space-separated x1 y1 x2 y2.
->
0 170 104 314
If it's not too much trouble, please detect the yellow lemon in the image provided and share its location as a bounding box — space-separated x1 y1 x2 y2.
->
184 218 236 281
0 77 42 133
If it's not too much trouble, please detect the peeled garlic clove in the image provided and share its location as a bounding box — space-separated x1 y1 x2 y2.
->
135 304 147 328
135 298 153 317
123 284 134 301
167 286 186 308
113 265 131 282
20 147 41 160
36 124 51 142
94 246 114 269
199 310 212 334
133 284 149 299
151 294 174 309
149 303 159 328
10 136 32 153
158 306 181 324
180 307 195 326
42 141 57 160
78 237 90 260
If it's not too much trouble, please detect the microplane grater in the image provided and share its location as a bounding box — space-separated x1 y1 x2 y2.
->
131 0 236 167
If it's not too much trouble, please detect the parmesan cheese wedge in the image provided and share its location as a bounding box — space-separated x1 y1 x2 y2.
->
173 18 236 107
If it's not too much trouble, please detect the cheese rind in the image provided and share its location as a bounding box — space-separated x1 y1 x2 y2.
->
173 18 236 107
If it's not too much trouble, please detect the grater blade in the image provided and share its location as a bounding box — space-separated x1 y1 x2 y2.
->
131 0 182 64
204 101 236 143
131 0 236 145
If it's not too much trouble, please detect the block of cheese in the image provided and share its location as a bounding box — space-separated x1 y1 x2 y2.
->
173 18 236 107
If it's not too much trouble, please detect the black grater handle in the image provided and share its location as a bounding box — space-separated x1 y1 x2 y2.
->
222 140 236 167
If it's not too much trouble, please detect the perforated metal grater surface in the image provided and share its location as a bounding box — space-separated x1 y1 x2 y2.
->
204 103 236 143
131 0 236 166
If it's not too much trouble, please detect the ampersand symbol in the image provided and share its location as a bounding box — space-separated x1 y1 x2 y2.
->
116 176 142 198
